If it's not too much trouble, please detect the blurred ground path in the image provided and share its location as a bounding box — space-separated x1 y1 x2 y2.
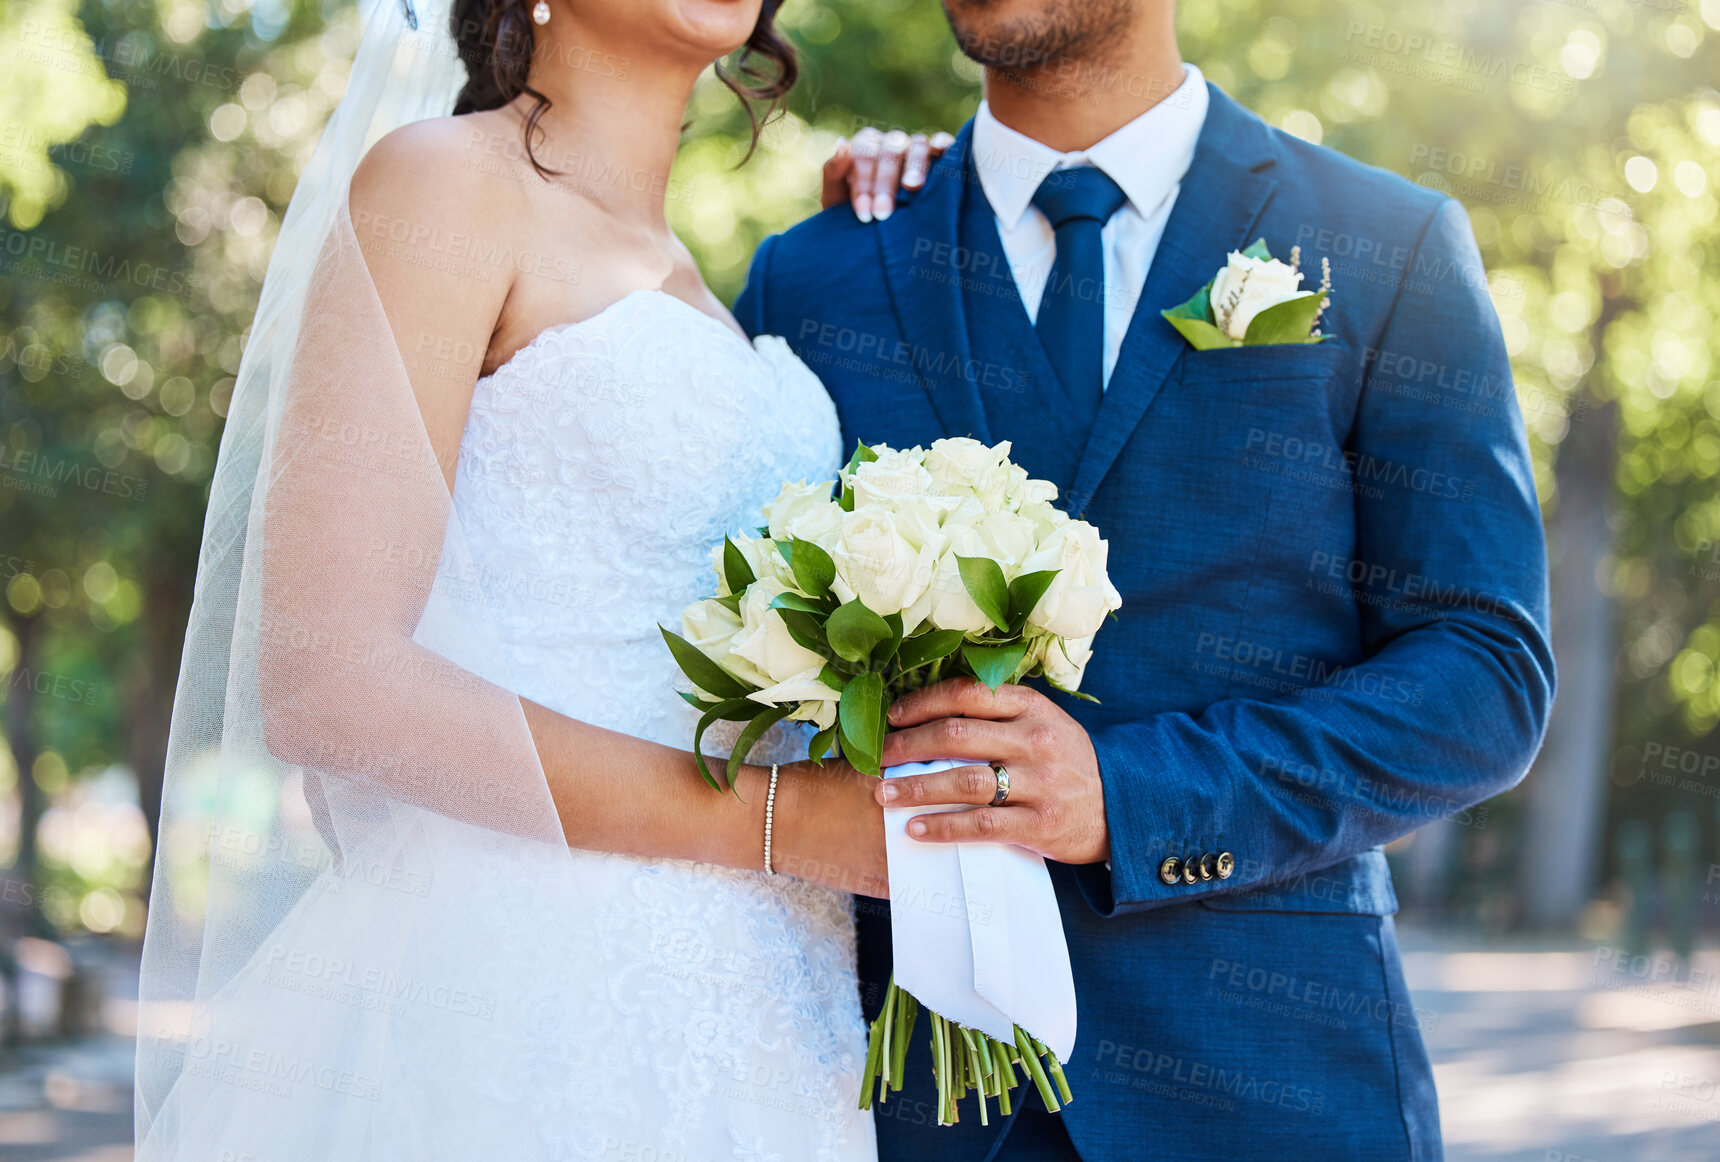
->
3 929 1719 1159
1400 924 1720 1161
0 944 135 1162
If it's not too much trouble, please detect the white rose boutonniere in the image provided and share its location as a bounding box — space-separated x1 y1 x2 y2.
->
1161 238 1333 350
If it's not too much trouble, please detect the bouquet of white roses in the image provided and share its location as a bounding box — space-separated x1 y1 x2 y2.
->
662 437 1120 1124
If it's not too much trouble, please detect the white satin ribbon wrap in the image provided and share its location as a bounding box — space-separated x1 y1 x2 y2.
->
882 758 1076 1060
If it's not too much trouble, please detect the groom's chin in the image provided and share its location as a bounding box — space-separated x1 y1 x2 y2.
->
942 0 1140 73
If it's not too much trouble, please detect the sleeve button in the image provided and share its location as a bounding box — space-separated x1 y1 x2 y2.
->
1198 852 1217 881
1216 851 1235 880
1158 857 1182 885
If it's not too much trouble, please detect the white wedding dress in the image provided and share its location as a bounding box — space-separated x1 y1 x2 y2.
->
139 290 876 1162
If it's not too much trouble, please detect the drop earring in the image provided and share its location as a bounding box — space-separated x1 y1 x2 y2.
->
532 0 550 24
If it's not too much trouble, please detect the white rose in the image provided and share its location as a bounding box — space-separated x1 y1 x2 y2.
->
729 579 827 684
830 505 937 617
1018 499 1070 542
748 664 841 731
924 515 994 634
846 446 931 510
682 597 771 689
1003 464 1059 509
1209 251 1309 341
925 437 1013 511
1039 632 1094 692
1021 520 1122 639
973 508 1039 575
764 480 842 547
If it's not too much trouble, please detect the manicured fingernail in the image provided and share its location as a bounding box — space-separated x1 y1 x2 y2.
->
880 783 899 803
854 195 872 223
908 819 927 838
875 196 893 220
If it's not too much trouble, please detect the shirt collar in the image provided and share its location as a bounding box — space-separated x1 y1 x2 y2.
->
971 63 1209 234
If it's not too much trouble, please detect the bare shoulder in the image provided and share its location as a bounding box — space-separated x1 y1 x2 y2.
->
347 112 528 245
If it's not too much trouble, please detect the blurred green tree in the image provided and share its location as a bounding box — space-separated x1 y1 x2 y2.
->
4 0 1717 938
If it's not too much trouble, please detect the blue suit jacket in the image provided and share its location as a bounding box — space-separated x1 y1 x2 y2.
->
737 86 1553 1161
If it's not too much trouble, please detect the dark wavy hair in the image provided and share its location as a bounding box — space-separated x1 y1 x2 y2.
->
448 0 797 177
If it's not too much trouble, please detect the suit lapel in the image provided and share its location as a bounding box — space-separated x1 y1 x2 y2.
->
876 123 993 444
1064 87 1281 518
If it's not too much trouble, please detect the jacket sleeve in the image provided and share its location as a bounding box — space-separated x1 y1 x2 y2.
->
1079 197 1556 916
732 233 778 339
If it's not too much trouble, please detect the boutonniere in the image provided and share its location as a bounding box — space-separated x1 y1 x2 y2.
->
1161 239 1332 350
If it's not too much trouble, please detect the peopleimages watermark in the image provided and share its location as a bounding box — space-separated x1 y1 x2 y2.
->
1192 631 1426 707
6 665 101 706
794 316 1033 397
1206 957 1439 1033
1260 755 1488 830
15 19 239 92
0 435 151 502
349 209 583 287
1090 1041 1325 1114
1242 429 1477 504
1406 145 1634 214
1340 23 1578 96
1305 550 1523 624
0 229 200 301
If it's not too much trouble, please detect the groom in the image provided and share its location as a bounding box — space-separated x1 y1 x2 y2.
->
738 1 1553 1159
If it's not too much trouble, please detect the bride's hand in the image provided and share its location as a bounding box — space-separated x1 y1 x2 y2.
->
766 757 889 899
821 127 956 223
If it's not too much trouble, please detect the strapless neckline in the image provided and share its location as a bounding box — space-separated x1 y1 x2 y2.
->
485 287 758 381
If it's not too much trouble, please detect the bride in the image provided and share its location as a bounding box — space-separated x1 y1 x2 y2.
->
134 0 929 1157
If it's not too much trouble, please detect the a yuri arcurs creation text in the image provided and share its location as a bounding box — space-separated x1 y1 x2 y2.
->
662 437 1121 1124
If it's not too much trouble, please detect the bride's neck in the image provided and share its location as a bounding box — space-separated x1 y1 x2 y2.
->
522 24 702 229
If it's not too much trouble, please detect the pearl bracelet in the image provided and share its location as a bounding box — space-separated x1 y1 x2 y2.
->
763 762 780 876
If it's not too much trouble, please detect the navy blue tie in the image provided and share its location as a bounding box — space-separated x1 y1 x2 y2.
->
1030 166 1128 425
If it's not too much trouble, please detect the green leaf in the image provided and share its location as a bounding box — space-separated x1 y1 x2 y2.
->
1241 236 1272 260
808 723 839 765
726 704 792 785
895 628 964 671
785 537 836 599
846 440 880 471
693 697 758 791
722 536 755 593
678 690 757 719
1241 291 1326 346
713 590 745 613
1161 278 1214 323
660 626 753 700
818 662 852 692
839 671 885 776
826 599 893 664
872 611 904 667
841 441 878 512
771 591 829 615
777 608 830 656
963 641 1029 692
957 556 1011 631
1162 312 1238 351
1007 569 1060 632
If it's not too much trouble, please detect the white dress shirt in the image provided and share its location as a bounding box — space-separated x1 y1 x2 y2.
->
970 64 1209 387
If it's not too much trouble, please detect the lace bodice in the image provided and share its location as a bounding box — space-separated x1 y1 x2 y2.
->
452 288 843 752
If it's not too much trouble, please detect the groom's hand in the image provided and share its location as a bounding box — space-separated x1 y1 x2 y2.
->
874 678 1109 866
821 127 956 222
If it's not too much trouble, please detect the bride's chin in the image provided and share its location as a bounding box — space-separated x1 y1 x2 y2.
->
660 0 762 58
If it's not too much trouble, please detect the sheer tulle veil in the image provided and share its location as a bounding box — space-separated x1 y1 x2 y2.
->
133 0 575 1153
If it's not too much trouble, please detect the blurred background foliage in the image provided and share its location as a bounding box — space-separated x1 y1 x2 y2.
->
2 0 1718 945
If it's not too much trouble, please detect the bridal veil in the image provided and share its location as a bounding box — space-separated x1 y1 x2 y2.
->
134 0 573 1153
